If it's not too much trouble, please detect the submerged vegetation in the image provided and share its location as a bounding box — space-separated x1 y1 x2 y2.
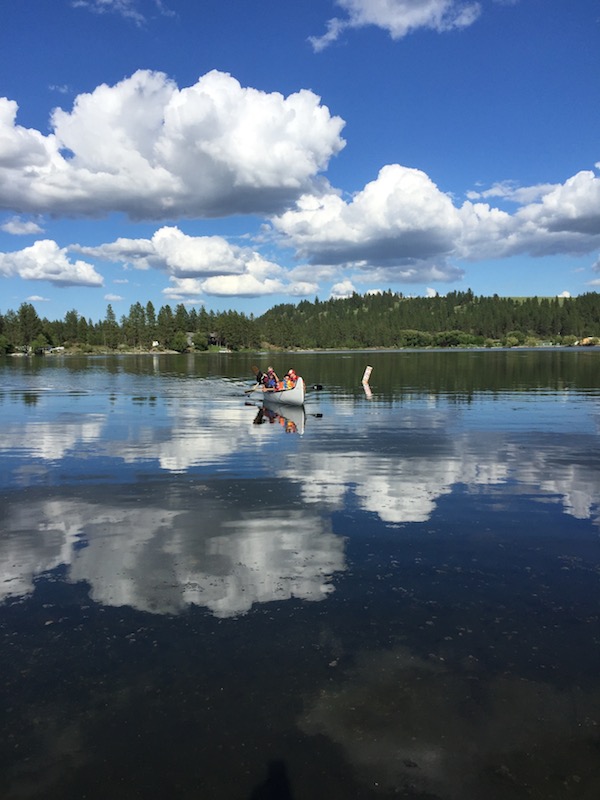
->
1 290 599 355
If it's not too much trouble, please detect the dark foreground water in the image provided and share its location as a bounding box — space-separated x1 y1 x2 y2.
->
1 349 599 800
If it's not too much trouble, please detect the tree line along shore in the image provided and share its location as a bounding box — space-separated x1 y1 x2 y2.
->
1 290 599 355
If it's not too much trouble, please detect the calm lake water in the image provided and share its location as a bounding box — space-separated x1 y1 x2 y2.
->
1 349 599 799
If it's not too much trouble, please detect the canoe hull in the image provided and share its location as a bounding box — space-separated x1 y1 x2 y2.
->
262 376 305 407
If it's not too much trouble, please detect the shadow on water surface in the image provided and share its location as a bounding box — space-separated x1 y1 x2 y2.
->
248 760 294 800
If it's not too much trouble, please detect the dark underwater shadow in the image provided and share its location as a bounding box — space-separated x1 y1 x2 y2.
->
248 759 294 800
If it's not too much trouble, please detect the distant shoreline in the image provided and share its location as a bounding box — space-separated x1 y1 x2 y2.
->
6 343 599 358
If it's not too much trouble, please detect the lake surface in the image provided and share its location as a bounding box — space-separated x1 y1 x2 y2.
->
1 349 600 799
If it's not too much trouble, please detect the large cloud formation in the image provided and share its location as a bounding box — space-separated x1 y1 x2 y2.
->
6 163 599 290
0 70 345 219
272 164 465 282
1 66 599 293
272 164 600 282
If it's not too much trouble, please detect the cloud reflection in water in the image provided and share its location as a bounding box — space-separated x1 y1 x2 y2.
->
0 494 345 618
2 399 598 529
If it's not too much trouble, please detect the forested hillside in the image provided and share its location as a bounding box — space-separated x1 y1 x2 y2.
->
1 290 599 354
259 290 600 349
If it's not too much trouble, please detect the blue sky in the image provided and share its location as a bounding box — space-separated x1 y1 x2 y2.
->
0 0 599 322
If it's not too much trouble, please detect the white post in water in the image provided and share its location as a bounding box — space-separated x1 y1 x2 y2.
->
362 365 373 399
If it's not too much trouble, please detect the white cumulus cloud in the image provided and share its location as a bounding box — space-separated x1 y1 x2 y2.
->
78 226 273 278
199 273 286 298
162 277 204 301
78 226 312 299
518 170 600 238
1 216 44 235
0 240 103 286
330 279 356 298
272 163 464 282
271 163 600 286
461 170 600 260
0 70 345 220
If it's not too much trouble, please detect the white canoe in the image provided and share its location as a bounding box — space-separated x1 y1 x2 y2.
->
262 376 306 407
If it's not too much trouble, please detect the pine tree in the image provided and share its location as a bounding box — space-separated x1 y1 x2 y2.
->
17 303 42 348
103 304 120 349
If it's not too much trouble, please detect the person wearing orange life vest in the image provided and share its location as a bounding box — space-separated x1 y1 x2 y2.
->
283 368 297 389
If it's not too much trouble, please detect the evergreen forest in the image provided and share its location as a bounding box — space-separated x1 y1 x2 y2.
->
1 290 599 355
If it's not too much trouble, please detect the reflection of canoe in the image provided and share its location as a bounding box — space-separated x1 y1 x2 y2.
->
266 403 305 434
255 403 305 434
262 376 305 407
